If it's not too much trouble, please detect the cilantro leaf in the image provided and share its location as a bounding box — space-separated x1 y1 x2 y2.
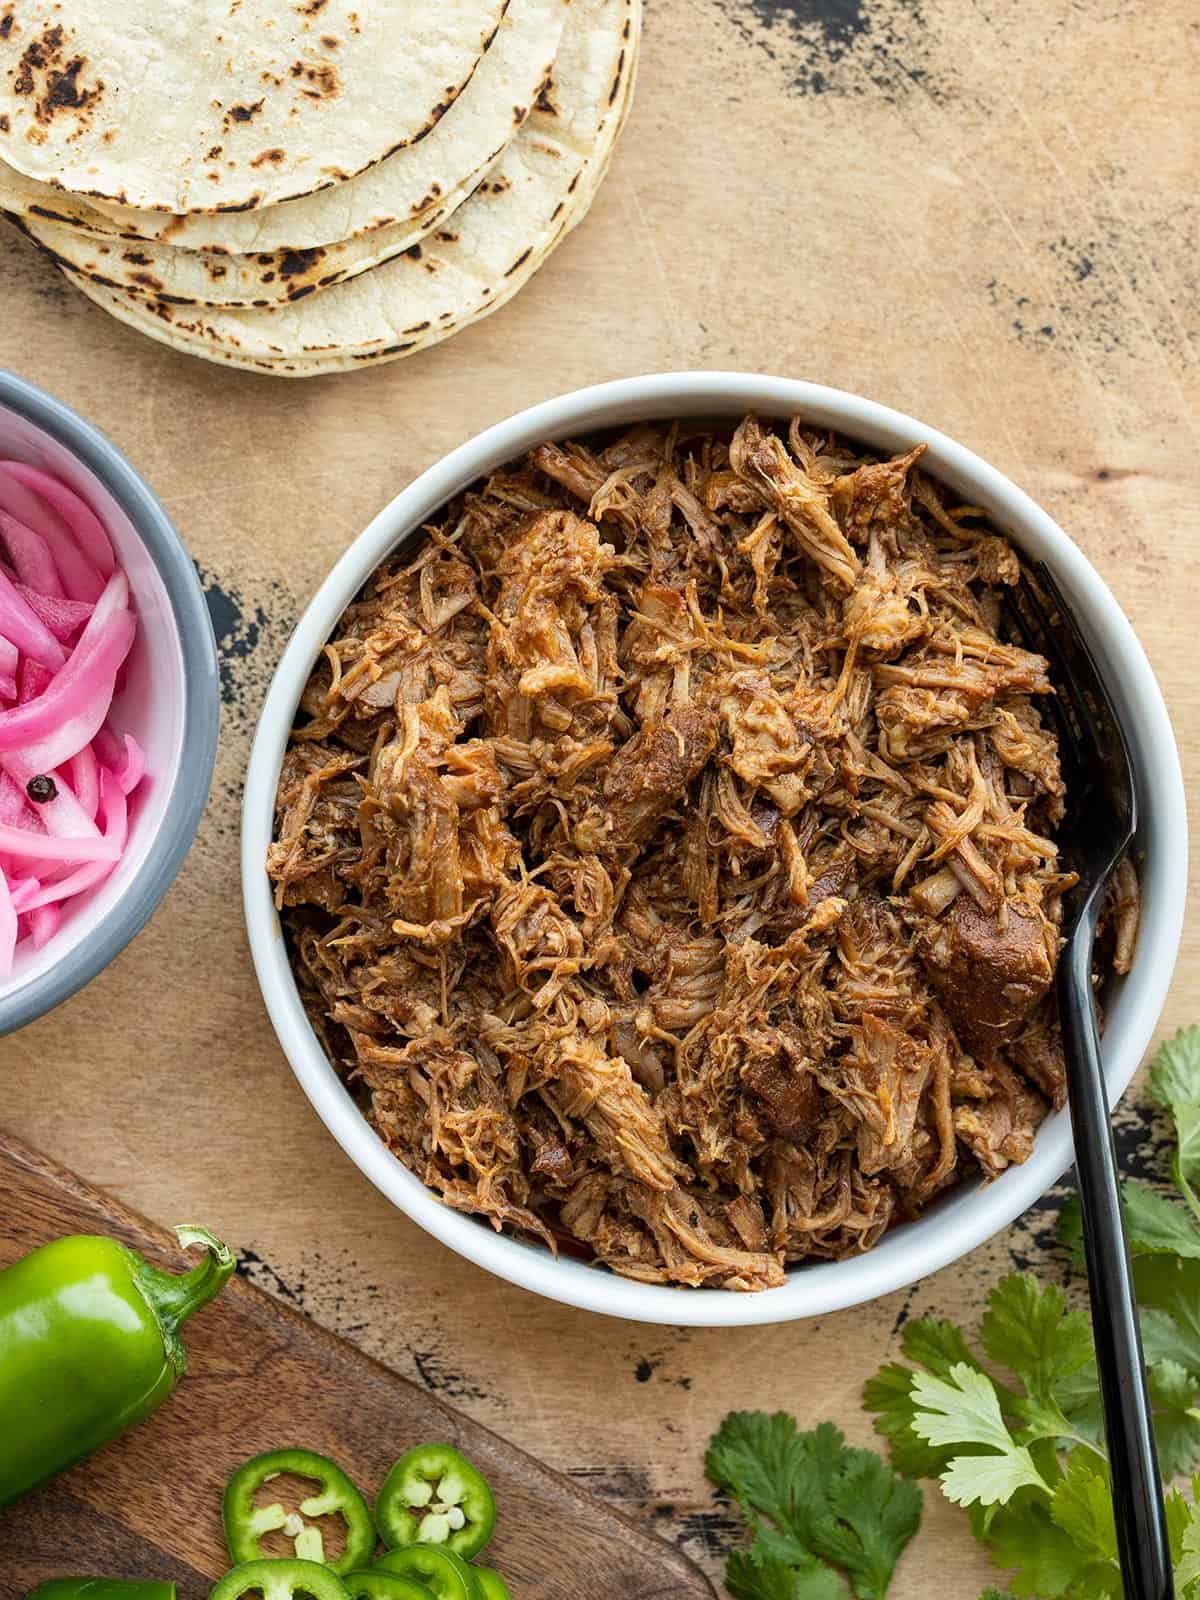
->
862 1364 957 1479
707 1410 811 1533
809 1445 922 1598
1174 1475 1200 1594
726 1550 847 1600
1057 1193 1086 1266
1166 1485 1192 1567
864 1318 996 1478
1048 1450 1119 1570
976 1493 1104 1598
978 1273 1098 1445
705 1412 921 1599
1148 1358 1200 1477
1137 1256 1200 1375
1048 1357 1105 1446
1123 1182 1200 1258
910 1364 1050 1507
901 1316 985 1377
1150 1026 1200 1220
981 1274 1094 1402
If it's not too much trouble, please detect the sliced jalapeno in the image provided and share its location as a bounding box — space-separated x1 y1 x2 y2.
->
376 1446 495 1559
373 1546 475 1600
223 1449 375 1575
341 1576 434 1600
470 1570 512 1600
209 1560 350 1600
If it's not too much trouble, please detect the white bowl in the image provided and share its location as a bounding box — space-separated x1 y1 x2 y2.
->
0 372 219 1034
242 373 1188 1327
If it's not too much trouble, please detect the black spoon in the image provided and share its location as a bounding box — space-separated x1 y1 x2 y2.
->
1009 565 1172 1600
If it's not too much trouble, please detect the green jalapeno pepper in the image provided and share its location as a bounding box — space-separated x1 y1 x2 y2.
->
469 1570 512 1600
376 1447 495 1559
223 1449 376 1575
209 1560 350 1600
341 1576 435 1600
26 1584 176 1600
0 1226 234 1508
373 1547 476 1600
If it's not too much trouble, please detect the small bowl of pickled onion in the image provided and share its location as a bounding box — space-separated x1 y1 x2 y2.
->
0 372 218 1034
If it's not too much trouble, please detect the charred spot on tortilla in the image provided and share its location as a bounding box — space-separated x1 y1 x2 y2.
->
0 10 15 41
205 143 223 159
289 59 339 101
224 99 263 126
320 33 340 49
286 283 318 301
214 194 264 213
250 147 286 168
122 249 151 264
401 319 431 334
28 201 79 222
295 0 328 14
356 341 413 358
277 246 325 279
404 243 422 260
434 230 458 243
504 246 533 276
535 81 557 114
609 51 625 104
0 114 7 131
11 23 104 136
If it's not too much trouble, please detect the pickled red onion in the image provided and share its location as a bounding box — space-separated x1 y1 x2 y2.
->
0 567 66 670
16 586 92 642
0 462 115 577
0 465 103 601
0 511 62 598
0 466 145 977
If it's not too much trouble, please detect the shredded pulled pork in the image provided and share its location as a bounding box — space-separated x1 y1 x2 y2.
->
269 417 1139 1291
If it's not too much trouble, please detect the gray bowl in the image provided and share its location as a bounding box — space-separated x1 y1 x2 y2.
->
0 371 219 1035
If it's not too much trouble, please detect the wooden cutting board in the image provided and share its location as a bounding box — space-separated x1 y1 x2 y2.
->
0 1132 716 1600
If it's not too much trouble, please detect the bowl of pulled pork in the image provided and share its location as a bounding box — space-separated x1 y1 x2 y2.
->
243 373 1186 1325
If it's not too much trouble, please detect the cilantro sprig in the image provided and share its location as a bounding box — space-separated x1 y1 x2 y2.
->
705 1412 922 1597
860 1026 1200 1598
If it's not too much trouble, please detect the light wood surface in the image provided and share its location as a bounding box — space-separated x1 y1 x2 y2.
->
0 1133 713 1600
0 1 1196 1595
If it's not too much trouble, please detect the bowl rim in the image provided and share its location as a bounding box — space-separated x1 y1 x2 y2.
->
242 371 1188 1327
0 369 220 1035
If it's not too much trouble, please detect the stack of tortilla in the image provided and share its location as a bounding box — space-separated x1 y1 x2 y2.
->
0 0 639 376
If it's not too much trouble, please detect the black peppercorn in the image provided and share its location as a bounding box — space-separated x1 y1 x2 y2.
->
25 774 57 804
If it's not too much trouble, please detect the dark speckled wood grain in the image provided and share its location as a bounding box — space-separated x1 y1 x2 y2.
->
0 1133 716 1600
